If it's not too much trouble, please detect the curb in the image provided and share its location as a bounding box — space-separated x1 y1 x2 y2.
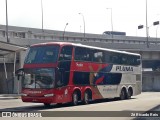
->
0 94 21 99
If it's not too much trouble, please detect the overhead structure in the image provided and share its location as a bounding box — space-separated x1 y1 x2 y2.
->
0 41 27 94
0 41 27 56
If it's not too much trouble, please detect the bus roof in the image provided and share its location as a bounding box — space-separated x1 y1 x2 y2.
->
31 42 140 56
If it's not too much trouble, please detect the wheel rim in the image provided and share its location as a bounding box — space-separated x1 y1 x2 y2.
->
73 93 78 105
84 92 89 104
128 90 131 98
121 90 125 100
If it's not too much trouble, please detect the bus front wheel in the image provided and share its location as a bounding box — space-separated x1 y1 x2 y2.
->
120 89 127 100
44 103 51 107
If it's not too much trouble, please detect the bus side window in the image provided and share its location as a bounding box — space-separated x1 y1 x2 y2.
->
74 47 92 62
110 56 118 64
59 46 73 61
93 50 104 63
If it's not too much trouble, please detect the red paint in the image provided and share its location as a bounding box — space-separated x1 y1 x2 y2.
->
95 76 105 84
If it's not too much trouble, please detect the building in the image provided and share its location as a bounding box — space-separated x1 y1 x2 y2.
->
0 24 160 93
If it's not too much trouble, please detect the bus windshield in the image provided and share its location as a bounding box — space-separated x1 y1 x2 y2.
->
24 45 59 64
22 68 55 89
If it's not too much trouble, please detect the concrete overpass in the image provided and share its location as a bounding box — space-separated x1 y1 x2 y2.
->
0 24 160 93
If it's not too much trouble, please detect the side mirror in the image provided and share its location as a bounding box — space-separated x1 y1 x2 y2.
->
15 68 24 80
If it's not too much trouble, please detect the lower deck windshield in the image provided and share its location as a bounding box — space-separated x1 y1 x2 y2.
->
22 68 55 89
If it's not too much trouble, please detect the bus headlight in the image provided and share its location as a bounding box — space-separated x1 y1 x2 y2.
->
44 94 54 97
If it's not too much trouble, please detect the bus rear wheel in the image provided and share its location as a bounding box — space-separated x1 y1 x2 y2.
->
127 88 133 99
83 90 92 104
84 91 89 104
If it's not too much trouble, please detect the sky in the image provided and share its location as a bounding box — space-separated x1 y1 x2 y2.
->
0 0 160 37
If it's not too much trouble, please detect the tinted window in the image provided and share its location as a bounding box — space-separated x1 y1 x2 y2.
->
56 70 70 87
73 72 90 85
104 73 122 85
24 45 59 64
104 52 141 65
93 50 104 63
57 46 73 87
110 53 121 64
74 47 92 61
94 73 122 85
74 46 141 66
59 46 73 61
73 72 122 85
120 54 141 65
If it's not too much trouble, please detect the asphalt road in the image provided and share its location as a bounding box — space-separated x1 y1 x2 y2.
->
0 92 160 120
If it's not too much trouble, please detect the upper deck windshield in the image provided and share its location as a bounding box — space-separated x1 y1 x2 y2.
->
24 45 59 64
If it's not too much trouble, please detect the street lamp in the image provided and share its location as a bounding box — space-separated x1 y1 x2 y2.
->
153 21 160 40
137 0 150 48
153 21 159 26
79 13 85 39
145 0 148 48
138 24 149 48
138 0 149 48
138 21 159 47
41 0 44 32
63 23 68 40
106 8 113 35
5 0 9 42
138 25 144 29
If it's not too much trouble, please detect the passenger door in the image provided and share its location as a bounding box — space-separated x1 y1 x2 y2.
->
57 45 73 87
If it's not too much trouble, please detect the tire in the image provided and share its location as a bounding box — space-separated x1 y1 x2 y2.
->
127 89 132 99
44 103 51 107
84 91 90 104
57 103 62 106
120 89 126 100
72 92 78 106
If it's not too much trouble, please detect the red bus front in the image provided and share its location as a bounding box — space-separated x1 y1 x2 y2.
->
20 43 74 106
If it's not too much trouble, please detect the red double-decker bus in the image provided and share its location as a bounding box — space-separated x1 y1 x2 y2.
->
17 42 142 106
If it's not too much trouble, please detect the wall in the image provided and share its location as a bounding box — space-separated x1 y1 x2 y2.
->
0 63 19 94
143 72 160 91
